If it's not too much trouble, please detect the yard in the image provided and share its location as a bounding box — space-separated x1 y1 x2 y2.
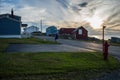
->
0 38 120 80
0 52 120 80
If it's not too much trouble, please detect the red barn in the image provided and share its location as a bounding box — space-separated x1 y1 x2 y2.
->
59 26 88 40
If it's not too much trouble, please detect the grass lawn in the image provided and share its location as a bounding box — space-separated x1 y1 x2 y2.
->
0 52 120 80
0 38 120 80
0 38 58 52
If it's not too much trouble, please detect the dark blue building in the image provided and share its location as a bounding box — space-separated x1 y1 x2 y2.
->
111 37 120 43
0 9 21 38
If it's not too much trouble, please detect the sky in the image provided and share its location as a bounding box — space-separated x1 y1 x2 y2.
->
0 0 120 35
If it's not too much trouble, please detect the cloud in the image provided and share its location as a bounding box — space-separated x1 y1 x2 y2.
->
0 0 120 35
16 6 46 22
0 2 15 13
78 2 88 7
56 0 69 8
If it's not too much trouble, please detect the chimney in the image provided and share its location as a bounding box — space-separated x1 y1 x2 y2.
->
11 8 14 16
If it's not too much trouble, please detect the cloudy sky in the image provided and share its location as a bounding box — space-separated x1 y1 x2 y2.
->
0 0 120 35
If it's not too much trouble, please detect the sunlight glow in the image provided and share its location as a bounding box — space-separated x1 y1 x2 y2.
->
74 16 81 22
85 15 103 29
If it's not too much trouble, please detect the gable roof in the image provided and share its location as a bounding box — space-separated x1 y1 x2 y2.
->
46 26 57 31
0 13 21 23
0 16 21 23
59 28 75 34
73 26 88 32
24 26 39 30
0 14 21 18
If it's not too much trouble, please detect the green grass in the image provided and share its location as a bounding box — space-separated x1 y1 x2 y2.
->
0 52 120 78
0 38 120 80
0 38 58 52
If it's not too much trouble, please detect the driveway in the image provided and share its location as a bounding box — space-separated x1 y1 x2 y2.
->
6 44 94 52
34 36 120 61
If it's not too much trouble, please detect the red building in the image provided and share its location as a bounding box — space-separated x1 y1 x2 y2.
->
59 28 75 35
59 26 88 40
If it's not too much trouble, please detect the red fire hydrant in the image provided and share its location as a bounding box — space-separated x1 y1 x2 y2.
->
103 41 110 60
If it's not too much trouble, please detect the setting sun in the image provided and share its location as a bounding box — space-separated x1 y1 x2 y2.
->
85 15 103 29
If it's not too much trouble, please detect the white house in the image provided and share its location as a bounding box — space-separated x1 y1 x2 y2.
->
22 26 39 37
23 26 39 33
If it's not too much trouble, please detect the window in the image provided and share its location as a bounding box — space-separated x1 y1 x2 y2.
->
79 29 82 34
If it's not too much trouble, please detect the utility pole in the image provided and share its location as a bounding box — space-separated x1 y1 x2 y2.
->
40 20 42 33
102 26 106 54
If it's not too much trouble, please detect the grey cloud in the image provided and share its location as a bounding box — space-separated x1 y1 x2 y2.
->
107 12 120 23
71 6 81 13
56 0 69 8
78 2 88 7
104 4 120 29
108 23 120 29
